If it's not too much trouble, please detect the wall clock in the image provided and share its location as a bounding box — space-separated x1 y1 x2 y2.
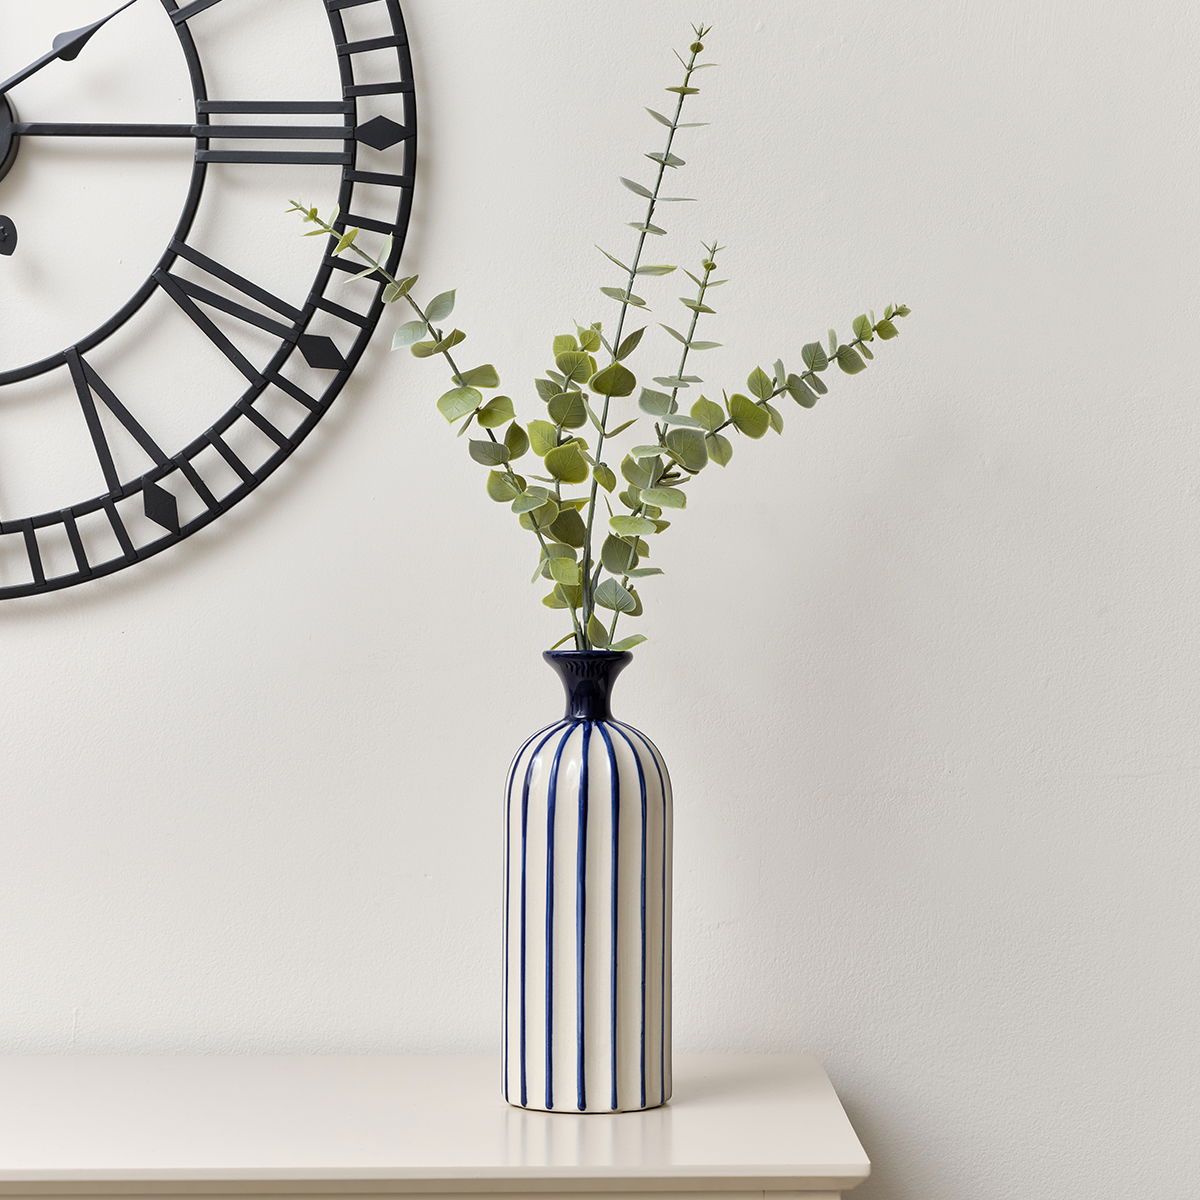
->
0 0 415 598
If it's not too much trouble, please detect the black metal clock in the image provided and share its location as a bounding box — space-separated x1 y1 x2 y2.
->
0 0 415 598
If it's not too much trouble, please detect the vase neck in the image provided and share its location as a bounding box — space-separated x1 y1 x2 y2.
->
543 650 632 721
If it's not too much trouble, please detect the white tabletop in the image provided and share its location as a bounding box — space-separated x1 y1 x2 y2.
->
0 1054 869 1194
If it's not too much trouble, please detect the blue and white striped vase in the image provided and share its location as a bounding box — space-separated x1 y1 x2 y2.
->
502 650 672 1113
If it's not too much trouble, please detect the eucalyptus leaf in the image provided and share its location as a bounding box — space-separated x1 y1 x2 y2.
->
391 320 426 350
594 462 617 493
590 362 637 398
426 290 456 322
620 176 654 198
639 388 674 416
550 508 587 548
664 426 708 471
691 396 724 430
610 515 657 537
747 367 774 400
528 419 559 457
544 441 590 484
469 439 509 467
611 634 649 651
730 393 769 438
602 534 638 574
476 395 516 428
641 486 687 509
548 391 589 428
437 386 481 423
504 421 530 459
595 578 637 613
705 432 733 466
457 364 501 389
587 615 612 649
486 470 523 502
836 345 867 375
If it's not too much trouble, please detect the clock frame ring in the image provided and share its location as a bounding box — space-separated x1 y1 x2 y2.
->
0 0 417 600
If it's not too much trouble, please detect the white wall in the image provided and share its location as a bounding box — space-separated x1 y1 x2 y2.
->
3 2 1199 1197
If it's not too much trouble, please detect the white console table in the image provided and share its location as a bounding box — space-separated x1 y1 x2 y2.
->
0 1054 869 1199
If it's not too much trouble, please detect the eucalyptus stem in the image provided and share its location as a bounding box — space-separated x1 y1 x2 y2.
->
302 211 587 648
579 36 708 645
608 250 717 645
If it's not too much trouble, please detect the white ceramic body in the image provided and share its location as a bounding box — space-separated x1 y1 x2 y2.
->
502 716 672 1112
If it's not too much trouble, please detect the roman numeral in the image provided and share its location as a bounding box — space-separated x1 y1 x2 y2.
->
194 101 354 166
155 242 303 384
67 350 216 515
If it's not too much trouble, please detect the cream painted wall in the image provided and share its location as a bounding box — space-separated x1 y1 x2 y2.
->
3 3 1199 1198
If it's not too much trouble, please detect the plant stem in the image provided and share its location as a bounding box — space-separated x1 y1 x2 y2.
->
578 42 705 646
607 252 716 645
310 217 586 649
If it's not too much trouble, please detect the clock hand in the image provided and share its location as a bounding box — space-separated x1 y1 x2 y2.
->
14 122 352 140
0 0 141 96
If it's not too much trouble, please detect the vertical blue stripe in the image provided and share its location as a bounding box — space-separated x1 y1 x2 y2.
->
503 721 563 1102
543 724 576 1110
519 722 568 1109
576 721 592 1111
595 721 620 1110
618 722 669 1104
608 722 648 1109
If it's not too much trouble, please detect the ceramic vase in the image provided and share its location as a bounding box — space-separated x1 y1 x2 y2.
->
502 650 672 1112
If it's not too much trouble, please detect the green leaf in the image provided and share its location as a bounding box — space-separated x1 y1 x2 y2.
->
433 329 466 353
639 388 674 416
457 364 500 389
636 265 677 276
628 221 667 236
549 508 587 548
590 362 637 397
437 386 481 422
410 341 439 358
555 351 593 384
680 299 715 313
602 534 638 574
332 227 359 256
661 325 688 345
586 615 611 650
645 108 674 127
827 328 839 355
786 375 818 408
801 341 828 371
876 318 900 340
391 320 426 349
382 275 418 303
528 419 559 456
747 367 774 401
476 395 516 428
705 432 733 466
620 176 654 198
469 439 509 467
765 403 784 434
730 393 769 438
691 396 724 430
544 442 589 484
511 486 552 514
519 499 559 532
836 345 867 375
615 328 645 361
547 391 588 429
630 444 666 459
596 246 632 273
664 427 708 472
426 290 456 322
594 462 617 493
688 340 721 351
548 556 581 587
645 152 685 168
895 304 912 317
852 314 874 341
611 634 648 651
626 567 663 579
486 470 523 502
621 454 655 489
665 85 701 95
553 333 578 357
600 286 647 307
606 418 638 437
577 325 602 353
595 578 637 613
504 421 530 459
661 412 705 428
610 515 657 537
641 486 687 509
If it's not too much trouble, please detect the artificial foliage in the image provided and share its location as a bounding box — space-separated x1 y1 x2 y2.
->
290 24 910 651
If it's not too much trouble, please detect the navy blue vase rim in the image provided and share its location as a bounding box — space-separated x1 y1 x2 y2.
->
543 650 632 720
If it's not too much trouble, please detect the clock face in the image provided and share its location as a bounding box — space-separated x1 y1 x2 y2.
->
0 0 415 598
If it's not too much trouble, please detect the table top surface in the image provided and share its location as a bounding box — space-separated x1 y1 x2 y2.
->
0 1053 869 1192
